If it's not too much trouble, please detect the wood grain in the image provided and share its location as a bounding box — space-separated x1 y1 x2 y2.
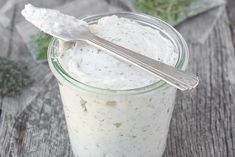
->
164 12 235 157
227 0 235 46
0 0 235 157
11 78 73 157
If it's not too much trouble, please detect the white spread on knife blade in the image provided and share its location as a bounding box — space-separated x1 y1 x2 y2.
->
21 4 88 37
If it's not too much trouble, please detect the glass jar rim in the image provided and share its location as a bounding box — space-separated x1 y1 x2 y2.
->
47 12 189 96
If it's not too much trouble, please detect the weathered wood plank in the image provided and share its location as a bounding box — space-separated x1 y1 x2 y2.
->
164 12 235 157
0 24 11 57
227 0 235 46
11 78 73 157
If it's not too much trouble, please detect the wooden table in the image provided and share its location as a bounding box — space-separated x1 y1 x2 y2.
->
0 0 235 157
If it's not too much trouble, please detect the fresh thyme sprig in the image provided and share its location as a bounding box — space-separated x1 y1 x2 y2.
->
134 0 191 24
0 58 32 97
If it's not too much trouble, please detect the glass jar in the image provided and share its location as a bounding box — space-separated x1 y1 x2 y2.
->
48 12 189 157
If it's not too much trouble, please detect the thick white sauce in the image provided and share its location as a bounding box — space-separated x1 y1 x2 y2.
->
62 15 178 90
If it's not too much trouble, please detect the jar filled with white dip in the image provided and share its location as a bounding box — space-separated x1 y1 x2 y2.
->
48 12 189 157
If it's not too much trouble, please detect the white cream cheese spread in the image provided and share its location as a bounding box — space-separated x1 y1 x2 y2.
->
62 16 178 90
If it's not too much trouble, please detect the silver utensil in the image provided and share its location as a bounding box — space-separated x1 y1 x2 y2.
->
22 4 199 91
55 25 199 91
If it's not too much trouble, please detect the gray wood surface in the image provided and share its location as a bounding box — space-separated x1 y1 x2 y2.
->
0 0 235 157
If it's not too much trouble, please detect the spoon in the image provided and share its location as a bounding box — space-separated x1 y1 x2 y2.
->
22 4 199 91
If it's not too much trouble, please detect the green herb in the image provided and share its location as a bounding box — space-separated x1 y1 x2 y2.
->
29 32 52 60
224 17 231 26
0 58 32 97
134 0 191 24
105 101 117 107
5 114 13 121
80 97 88 112
114 122 122 128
